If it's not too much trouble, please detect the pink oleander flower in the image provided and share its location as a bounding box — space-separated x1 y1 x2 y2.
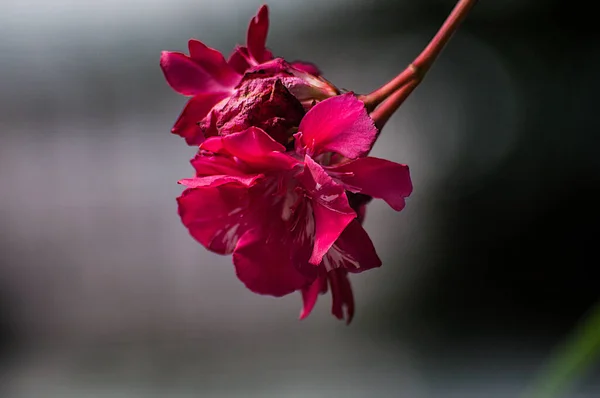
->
160 5 337 146
177 94 412 322
162 0 476 322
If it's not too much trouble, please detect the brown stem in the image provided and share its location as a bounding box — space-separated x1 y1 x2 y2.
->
360 0 478 112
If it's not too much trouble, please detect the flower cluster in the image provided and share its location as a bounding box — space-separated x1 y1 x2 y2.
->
161 5 413 323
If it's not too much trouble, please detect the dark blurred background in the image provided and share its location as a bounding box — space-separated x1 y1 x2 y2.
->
1 0 598 396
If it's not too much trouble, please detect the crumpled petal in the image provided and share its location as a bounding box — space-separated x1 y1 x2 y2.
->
324 220 382 273
177 185 252 255
243 59 337 105
296 93 377 159
172 92 228 145
205 77 306 146
327 157 413 211
247 5 270 64
299 156 356 265
160 51 236 96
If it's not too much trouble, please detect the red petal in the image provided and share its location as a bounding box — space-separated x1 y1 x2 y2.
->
199 136 226 154
327 157 413 211
262 48 274 61
299 276 323 320
172 93 228 145
160 51 236 96
188 39 241 88
247 5 270 63
227 46 252 74
190 152 248 177
297 93 377 159
177 186 252 255
324 220 382 273
223 126 284 153
328 269 355 324
299 156 356 265
233 228 314 297
198 108 220 139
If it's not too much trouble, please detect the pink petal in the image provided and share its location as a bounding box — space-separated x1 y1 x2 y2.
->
221 127 299 171
233 228 314 297
324 220 381 273
199 136 227 154
227 46 252 74
177 185 252 255
291 61 321 76
299 276 325 320
296 93 377 159
179 174 262 189
299 156 356 265
328 269 355 324
190 152 248 177
160 51 236 96
172 93 228 145
187 39 241 88
223 126 284 153
327 157 412 211
247 5 270 63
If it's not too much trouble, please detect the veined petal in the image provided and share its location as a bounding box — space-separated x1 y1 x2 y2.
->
160 51 236 96
172 93 228 145
177 185 252 255
324 220 382 273
247 5 270 63
233 228 314 297
327 157 412 211
299 156 356 265
296 93 377 159
188 39 241 88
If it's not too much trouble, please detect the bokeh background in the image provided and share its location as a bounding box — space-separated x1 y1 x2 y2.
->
1 0 598 396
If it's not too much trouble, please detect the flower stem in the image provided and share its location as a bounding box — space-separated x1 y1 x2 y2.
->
361 0 478 116
371 80 419 131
